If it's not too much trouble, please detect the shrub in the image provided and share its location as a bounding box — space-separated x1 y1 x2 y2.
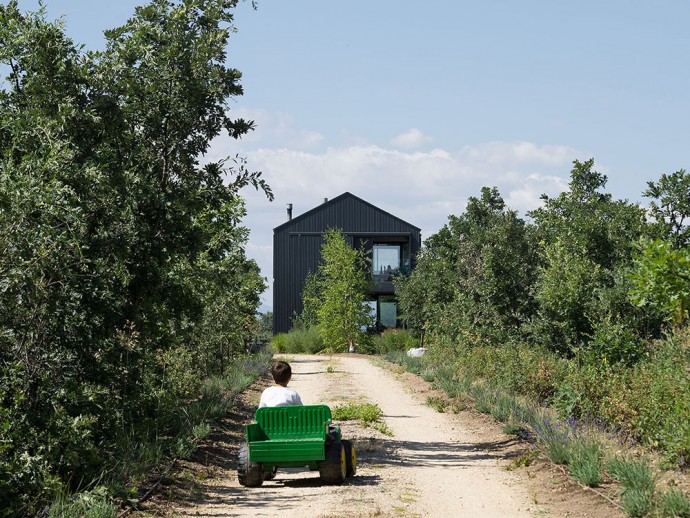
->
271 327 324 354
532 417 571 465
271 333 288 353
659 488 690 518
372 329 418 354
607 456 656 517
568 439 603 487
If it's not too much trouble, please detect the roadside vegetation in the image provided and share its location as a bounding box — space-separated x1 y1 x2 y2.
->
276 161 690 516
387 162 690 517
0 1 271 515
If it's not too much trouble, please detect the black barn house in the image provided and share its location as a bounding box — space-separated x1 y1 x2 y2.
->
273 192 421 334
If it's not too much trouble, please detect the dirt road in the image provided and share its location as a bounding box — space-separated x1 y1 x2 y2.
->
163 354 621 517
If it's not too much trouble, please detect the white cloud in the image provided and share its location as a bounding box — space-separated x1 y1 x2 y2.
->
209 108 324 156
233 139 583 310
391 128 433 149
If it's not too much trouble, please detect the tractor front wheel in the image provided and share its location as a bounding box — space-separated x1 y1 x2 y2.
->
343 439 357 477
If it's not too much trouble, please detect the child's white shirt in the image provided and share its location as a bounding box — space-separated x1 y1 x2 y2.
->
258 385 303 408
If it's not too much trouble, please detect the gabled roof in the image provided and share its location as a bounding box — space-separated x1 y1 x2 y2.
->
273 192 421 233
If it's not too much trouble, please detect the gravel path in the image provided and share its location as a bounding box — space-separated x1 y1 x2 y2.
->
173 354 550 517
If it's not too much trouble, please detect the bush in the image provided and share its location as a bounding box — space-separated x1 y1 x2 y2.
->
568 439 603 487
271 333 288 353
659 488 690 518
271 327 324 354
284 327 324 353
371 329 418 354
607 456 656 517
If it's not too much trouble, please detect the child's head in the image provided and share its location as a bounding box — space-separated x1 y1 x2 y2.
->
271 361 292 386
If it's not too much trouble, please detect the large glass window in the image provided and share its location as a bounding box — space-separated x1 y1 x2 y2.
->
379 301 397 328
373 244 400 276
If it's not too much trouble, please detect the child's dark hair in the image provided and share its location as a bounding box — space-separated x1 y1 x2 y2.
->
271 361 292 385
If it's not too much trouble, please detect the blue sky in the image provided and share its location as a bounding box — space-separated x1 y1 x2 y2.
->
15 0 690 311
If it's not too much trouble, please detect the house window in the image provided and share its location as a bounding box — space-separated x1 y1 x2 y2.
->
379 300 397 328
373 244 400 276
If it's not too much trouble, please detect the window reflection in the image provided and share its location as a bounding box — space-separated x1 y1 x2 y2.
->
373 244 400 280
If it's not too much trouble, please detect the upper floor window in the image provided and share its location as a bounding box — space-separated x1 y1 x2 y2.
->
373 244 400 276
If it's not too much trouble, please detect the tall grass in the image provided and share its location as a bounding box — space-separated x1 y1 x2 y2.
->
271 327 324 353
332 402 393 436
48 351 272 515
607 456 656 517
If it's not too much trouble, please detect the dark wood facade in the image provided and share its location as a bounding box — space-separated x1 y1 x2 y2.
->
273 192 421 334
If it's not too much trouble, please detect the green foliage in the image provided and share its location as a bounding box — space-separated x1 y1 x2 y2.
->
294 271 320 328
371 329 417 354
608 456 656 517
568 439 603 487
529 240 602 355
48 487 117 518
0 0 270 512
383 350 425 375
528 159 647 355
643 169 690 247
299 228 371 351
630 238 690 324
659 488 690 518
270 332 288 353
332 402 383 423
332 402 392 436
281 327 325 354
397 187 536 345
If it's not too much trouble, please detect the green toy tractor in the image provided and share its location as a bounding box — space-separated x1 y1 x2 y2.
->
237 404 357 487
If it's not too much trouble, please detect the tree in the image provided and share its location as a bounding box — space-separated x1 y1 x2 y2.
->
528 159 648 357
0 1 269 510
529 159 645 270
397 187 535 346
643 169 690 247
630 238 690 325
313 229 371 351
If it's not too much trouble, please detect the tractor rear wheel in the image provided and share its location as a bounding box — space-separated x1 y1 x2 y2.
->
318 441 346 485
237 442 263 487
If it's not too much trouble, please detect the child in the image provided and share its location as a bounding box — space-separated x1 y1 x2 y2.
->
259 360 303 408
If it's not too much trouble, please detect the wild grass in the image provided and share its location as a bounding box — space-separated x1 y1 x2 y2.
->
426 395 448 413
272 327 325 354
568 438 603 487
659 487 690 517
607 456 656 516
48 351 272 515
332 402 393 436
48 487 117 518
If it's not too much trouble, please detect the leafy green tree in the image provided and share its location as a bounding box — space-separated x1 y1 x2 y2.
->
529 159 645 269
294 271 320 328
397 187 535 346
630 238 690 325
643 169 690 246
314 229 371 351
0 0 269 510
528 159 648 357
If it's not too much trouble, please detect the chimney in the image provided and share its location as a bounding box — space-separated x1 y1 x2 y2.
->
323 198 328 204
286 203 293 221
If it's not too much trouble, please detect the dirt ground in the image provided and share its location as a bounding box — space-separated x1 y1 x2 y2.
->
136 354 624 517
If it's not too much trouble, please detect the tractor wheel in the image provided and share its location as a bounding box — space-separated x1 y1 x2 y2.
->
237 442 263 487
343 440 357 477
318 441 346 485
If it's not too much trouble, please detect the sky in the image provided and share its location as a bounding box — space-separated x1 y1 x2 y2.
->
15 0 690 311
